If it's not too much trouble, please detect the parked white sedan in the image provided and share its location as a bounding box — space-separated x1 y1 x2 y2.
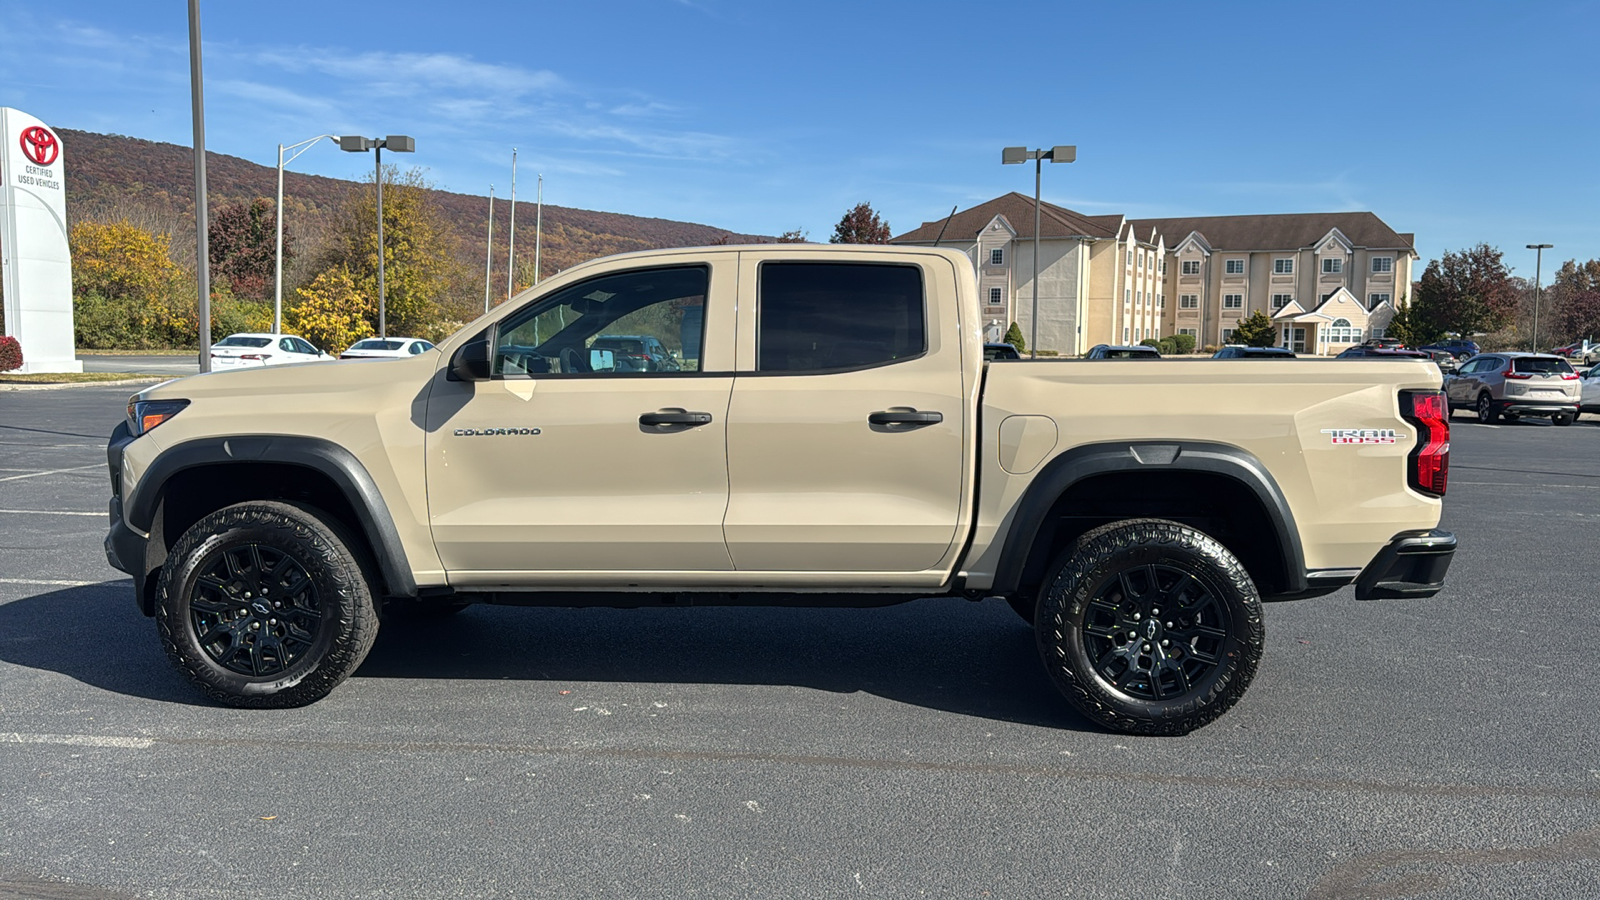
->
339 337 436 360
209 334 332 368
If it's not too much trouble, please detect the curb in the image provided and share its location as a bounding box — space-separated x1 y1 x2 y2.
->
0 377 165 392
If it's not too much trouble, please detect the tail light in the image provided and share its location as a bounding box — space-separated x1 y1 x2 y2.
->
1401 389 1449 496
241 354 268 361
1561 372 1579 381
1505 371 1533 380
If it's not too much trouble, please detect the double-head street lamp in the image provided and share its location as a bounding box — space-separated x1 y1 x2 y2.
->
275 134 338 334
1527 243 1553 353
1003 145 1076 358
340 135 415 338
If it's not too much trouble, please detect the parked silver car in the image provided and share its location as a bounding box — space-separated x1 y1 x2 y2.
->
1579 366 1600 420
1444 352 1580 425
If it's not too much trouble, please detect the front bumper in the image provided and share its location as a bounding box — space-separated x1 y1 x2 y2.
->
105 420 156 615
1354 529 1456 600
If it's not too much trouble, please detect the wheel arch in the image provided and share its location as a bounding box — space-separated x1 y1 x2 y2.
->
991 441 1306 600
126 436 417 612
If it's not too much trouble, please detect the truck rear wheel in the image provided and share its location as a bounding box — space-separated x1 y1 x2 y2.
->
154 501 380 708
1034 519 1263 735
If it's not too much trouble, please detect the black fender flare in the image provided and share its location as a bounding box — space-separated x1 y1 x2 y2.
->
126 435 417 598
989 440 1306 596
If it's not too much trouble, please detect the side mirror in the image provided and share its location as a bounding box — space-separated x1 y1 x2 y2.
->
449 338 492 382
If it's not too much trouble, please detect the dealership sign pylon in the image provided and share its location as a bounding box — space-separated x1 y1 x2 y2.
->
0 108 81 373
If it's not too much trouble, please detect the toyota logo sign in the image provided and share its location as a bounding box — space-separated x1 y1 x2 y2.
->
20 126 58 166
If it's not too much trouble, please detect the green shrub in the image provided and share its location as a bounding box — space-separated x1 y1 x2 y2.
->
1157 337 1179 356
1171 333 1196 354
1139 338 1160 348
1003 322 1026 353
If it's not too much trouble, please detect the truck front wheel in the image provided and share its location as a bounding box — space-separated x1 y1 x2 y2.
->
1034 519 1263 735
154 501 380 708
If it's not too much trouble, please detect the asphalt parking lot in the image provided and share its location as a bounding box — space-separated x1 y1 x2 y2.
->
1 386 1598 899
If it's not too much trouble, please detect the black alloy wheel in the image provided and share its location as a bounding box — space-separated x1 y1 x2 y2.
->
1078 563 1232 703
188 543 321 677
1035 518 1262 735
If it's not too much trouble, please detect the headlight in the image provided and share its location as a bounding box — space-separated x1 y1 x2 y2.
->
128 398 190 436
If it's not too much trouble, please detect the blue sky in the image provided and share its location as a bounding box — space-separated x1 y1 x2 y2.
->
2 0 1597 275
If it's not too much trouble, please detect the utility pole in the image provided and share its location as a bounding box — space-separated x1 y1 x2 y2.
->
484 186 494 314
533 174 543 284
507 148 516 301
187 0 211 372
1527 243 1552 352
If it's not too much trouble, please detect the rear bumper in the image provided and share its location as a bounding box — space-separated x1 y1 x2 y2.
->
1495 398 1577 416
1355 529 1456 600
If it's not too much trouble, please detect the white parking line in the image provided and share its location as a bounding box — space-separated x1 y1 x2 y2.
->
0 464 102 483
0 577 107 587
0 732 153 749
0 508 103 516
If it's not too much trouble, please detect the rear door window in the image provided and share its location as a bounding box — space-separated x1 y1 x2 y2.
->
757 263 925 372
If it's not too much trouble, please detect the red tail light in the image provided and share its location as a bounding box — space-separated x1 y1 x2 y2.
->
1561 372 1579 381
1506 371 1533 380
1402 390 1449 496
240 354 269 361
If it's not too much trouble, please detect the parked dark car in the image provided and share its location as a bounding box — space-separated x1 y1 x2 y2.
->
1420 340 1480 360
1421 349 1459 373
1336 346 1433 360
1085 344 1161 359
984 342 1022 361
590 334 679 372
1212 346 1296 359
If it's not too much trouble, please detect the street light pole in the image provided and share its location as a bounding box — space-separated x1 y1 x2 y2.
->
187 0 211 373
1527 243 1552 353
274 134 336 334
1003 145 1076 358
340 135 413 339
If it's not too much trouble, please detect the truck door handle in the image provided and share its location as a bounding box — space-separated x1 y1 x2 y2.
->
639 409 713 427
868 409 943 426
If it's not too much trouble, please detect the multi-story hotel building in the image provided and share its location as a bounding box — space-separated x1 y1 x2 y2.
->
892 196 1417 355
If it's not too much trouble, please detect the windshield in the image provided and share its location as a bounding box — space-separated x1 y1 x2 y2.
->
214 337 271 348
350 340 404 351
1513 357 1575 375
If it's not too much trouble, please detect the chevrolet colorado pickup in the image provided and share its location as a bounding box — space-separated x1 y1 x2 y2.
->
106 245 1455 735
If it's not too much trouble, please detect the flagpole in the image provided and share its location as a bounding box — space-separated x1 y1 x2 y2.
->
507 148 516 301
533 174 543 284
484 185 494 314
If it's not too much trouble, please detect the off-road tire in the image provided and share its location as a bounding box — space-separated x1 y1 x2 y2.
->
1476 392 1499 424
1034 518 1263 736
155 501 380 708
1552 412 1574 427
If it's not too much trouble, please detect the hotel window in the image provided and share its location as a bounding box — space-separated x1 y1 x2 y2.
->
990 248 1004 266
1137 252 1145 270
1127 250 1134 267
1368 292 1391 310
1137 290 1143 304
1274 258 1294 275
1179 328 1197 337
1125 288 1131 305
1123 327 1130 342
1160 259 1167 275
1223 294 1243 310
1371 256 1393 273
989 287 1004 305
1325 317 1362 344
1179 294 1199 309
1225 259 1244 275
1273 293 1293 308
1222 329 1236 343
1322 258 1343 274
1158 294 1166 309
1181 260 1201 275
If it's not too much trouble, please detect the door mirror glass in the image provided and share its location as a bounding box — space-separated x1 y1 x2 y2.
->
450 337 492 382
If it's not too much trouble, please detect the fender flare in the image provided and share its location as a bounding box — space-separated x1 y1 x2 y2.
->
989 440 1306 596
126 435 417 597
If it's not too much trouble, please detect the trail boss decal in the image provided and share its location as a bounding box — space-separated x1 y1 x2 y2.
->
455 427 542 436
1321 428 1399 445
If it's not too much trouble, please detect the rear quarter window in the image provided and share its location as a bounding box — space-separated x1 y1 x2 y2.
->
757 262 926 372
1512 357 1574 375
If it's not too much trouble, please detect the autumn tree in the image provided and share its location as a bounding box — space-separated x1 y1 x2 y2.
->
1545 259 1600 344
775 229 808 243
285 268 372 353
209 197 284 303
317 165 460 338
830 202 891 244
69 219 190 347
1232 310 1277 347
1411 244 1517 338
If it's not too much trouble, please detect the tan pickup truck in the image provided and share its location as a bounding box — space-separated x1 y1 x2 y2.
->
106 245 1455 734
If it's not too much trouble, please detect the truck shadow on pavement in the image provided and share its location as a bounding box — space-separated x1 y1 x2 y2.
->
0 585 1089 729
0 581 204 705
